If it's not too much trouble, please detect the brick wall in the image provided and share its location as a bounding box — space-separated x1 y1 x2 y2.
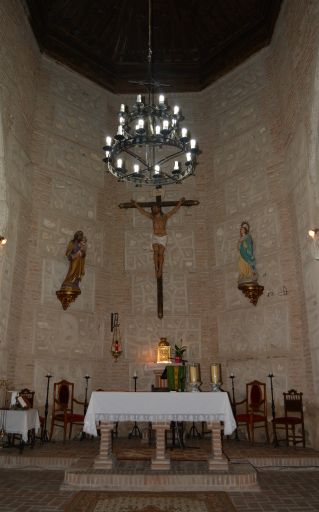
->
1 0 319 446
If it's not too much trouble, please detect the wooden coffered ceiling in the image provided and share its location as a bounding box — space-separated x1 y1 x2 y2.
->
24 0 282 93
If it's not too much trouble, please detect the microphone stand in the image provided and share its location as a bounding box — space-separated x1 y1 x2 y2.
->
41 374 52 442
229 374 239 441
128 376 142 439
268 373 278 447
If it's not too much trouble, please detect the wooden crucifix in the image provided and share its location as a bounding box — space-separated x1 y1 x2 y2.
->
119 195 199 319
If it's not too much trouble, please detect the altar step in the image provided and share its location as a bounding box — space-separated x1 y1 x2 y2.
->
62 460 259 492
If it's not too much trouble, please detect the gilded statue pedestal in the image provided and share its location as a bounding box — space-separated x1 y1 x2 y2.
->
238 281 264 306
56 287 81 311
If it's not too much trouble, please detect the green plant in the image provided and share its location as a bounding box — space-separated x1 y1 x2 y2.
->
174 343 187 358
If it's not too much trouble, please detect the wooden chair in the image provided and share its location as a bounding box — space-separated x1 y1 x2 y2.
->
273 389 305 447
19 388 35 408
235 380 270 444
49 380 84 442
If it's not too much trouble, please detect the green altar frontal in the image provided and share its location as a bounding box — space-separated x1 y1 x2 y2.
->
166 365 186 392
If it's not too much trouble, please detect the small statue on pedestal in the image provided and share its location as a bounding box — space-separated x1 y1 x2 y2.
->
237 221 263 305
56 230 87 310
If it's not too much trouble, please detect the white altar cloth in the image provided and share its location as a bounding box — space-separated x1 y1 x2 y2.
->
1 409 40 442
84 391 236 437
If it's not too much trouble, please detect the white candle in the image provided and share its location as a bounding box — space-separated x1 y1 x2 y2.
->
105 136 112 146
117 125 123 135
136 94 142 103
120 103 125 112
163 120 169 130
117 158 123 168
159 94 165 104
154 165 160 174
211 364 221 384
173 105 179 115
119 116 125 125
190 139 196 149
133 164 139 173
174 161 179 170
189 365 198 383
155 125 161 135
181 128 187 138
138 119 144 129
186 152 191 162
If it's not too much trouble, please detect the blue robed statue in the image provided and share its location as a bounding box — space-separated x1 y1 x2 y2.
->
237 221 257 284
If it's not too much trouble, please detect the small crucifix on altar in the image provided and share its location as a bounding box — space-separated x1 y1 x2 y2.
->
119 195 199 318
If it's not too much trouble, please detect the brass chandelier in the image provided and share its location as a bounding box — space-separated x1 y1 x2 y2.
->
102 1 199 188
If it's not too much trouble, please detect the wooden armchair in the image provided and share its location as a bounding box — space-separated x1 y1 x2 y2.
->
49 380 84 442
236 380 270 444
19 388 35 408
273 389 305 447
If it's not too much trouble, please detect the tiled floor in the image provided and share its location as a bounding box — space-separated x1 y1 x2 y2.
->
0 438 319 511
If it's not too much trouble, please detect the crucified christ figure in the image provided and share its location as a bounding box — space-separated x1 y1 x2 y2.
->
131 197 185 278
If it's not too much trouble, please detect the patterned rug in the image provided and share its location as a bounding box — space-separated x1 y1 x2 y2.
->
64 491 237 512
114 445 208 461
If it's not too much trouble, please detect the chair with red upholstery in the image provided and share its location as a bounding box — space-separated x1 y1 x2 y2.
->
273 389 305 447
235 380 270 444
49 380 84 442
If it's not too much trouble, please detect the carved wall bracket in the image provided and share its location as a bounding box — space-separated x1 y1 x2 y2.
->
56 287 81 310
238 281 264 306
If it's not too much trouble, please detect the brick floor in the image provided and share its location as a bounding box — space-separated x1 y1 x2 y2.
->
0 468 319 511
0 438 319 511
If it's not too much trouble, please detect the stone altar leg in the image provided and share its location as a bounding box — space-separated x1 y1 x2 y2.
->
93 421 114 469
151 422 170 470
207 421 229 470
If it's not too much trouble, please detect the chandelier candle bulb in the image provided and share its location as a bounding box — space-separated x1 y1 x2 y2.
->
186 152 192 162
105 136 112 147
174 161 179 170
117 125 123 135
117 158 123 169
154 165 160 174
138 119 144 129
133 164 139 173
159 94 165 104
181 128 187 138
155 125 161 135
163 120 169 130
119 116 125 125
136 94 142 103
173 106 179 115
120 104 125 112
190 139 196 149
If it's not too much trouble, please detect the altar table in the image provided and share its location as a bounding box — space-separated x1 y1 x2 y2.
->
84 391 236 470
